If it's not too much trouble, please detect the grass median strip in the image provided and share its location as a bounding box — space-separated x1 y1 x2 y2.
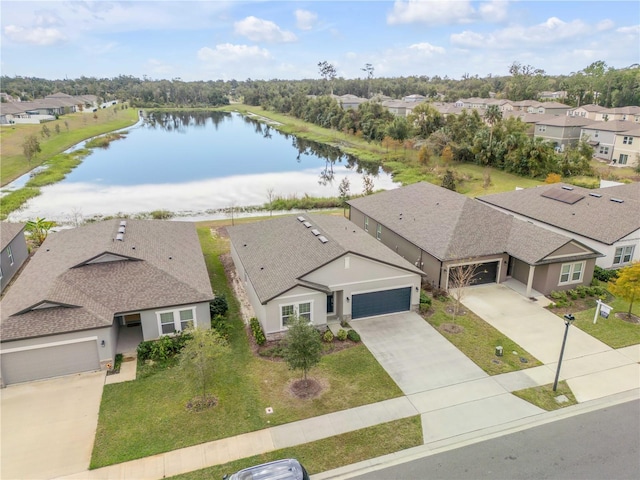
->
424 297 541 375
168 416 423 480
512 381 577 411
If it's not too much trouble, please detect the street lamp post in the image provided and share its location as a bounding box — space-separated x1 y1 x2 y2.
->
553 314 575 392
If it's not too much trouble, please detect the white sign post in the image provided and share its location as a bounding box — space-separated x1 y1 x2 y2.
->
593 299 613 324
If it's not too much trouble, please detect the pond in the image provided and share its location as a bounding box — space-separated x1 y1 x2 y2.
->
7 111 397 223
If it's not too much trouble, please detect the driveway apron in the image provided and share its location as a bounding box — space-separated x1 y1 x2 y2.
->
351 312 487 395
1 371 105 480
461 284 612 364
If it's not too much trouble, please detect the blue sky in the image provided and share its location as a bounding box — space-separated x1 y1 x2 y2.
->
1 1 638 81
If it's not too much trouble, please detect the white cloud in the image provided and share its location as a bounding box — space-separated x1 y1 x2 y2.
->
409 42 446 55
145 59 174 75
3 25 67 45
197 43 272 63
295 9 318 31
451 17 591 48
388 0 480 25
234 16 297 43
595 19 615 31
479 1 509 22
33 10 64 27
617 25 640 35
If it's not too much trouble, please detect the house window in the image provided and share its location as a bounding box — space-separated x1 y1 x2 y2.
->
157 307 197 335
376 224 382 240
538 125 546 132
594 130 599 138
281 302 312 327
618 154 628 165
7 246 14 265
623 136 633 145
364 216 369 232
559 262 585 285
599 146 609 155
613 245 634 266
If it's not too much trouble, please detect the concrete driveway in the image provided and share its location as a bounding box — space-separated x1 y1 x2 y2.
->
461 284 611 364
1 370 105 480
351 312 487 395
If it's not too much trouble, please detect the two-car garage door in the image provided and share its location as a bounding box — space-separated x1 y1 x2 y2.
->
352 287 412 319
1 339 100 386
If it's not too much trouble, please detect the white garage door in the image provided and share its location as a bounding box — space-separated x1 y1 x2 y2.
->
1 340 100 385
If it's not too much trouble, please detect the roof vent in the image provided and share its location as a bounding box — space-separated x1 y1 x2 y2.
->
561 185 574 191
303 221 312 228
311 229 321 236
611 198 624 203
120 220 127 227
118 226 125 234
589 193 602 198
297 216 306 222
116 233 124 241
318 235 328 244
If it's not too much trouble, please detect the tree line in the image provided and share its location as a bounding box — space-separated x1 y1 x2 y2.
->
1 60 638 108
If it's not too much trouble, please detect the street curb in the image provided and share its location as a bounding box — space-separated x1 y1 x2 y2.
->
311 388 640 480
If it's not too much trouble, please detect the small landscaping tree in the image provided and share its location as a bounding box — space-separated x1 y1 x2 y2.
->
448 262 483 322
22 134 41 164
179 327 229 404
25 217 54 246
338 177 351 217
609 262 640 319
283 314 322 386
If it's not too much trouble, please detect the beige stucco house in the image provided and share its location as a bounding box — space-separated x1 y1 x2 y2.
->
228 214 422 337
348 182 600 298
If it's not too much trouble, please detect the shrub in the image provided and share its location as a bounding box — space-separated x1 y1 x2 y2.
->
211 314 232 340
567 289 579 300
340 318 350 328
432 288 448 301
336 329 348 341
258 344 286 358
346 329 361 342
322 329 334 343
250 317 266 345
594 266 619 283
575 285 588 298
549 290 571 308
210 295 229 317
419 290 431 305
137 331 191 361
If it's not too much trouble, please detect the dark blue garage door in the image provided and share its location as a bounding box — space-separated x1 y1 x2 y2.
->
352 287 412 319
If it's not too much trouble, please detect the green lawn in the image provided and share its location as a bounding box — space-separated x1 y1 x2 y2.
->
423 297 541 374
560 295 640 348
0 106 138 186
169 416 422 480
90 225 402 468
512 381 577 411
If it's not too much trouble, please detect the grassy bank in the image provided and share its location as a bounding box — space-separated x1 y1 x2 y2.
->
0 105 138 186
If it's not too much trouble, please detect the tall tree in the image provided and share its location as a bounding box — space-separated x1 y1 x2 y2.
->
180 327 229 401
361 63 374 98
407 103 444 138
22 134 41 164
283 314 322 386
338 177 351 217
609 262 640 319
318 61 337 95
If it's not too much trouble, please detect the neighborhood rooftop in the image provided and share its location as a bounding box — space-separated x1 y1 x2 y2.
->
478 182 640 245
227 214 422 304
0 220 213 341
347 182 592 265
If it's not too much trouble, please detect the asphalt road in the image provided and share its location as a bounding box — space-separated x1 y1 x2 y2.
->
351 400 640 480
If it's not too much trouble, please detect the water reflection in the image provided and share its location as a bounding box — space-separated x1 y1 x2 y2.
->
8 111 398 222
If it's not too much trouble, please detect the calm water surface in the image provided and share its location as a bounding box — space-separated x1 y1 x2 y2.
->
8 111 397 222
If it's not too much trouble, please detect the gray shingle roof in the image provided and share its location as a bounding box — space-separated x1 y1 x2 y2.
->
227 214 422 304
1 222 25 251
347 182 596 264
1 220 213 341
478 183 640 244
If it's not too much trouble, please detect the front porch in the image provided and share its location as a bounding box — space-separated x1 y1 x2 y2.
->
502 278 552 306
115 324 143 358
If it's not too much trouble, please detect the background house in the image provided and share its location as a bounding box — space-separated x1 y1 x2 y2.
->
612 127 640 167
348 182 600 298
228 214 422 337
580 120 633 162
478 183 640 269
0 220 213 386
534 116 594 151
0 223 28 293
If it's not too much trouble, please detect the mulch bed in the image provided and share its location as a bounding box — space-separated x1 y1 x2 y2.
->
616 312 640 324
440 323 465 334
288 378 325 399
186 394 218 412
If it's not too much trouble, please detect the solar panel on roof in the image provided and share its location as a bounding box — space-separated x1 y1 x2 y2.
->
541 188 585 205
